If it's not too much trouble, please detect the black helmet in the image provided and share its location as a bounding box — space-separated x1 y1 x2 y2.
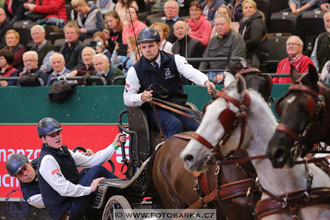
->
137 27 160 43
6 154 28 176
37 117 62 137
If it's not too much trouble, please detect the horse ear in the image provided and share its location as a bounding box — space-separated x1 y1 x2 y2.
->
224 71 235 87
236 75 246 98
290 65 300 82
300 64 319 87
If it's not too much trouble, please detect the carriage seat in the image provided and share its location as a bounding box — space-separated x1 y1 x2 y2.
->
92 158 150 209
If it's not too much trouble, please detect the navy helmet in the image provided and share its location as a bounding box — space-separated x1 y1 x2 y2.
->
6 154 28 176
137 27 160 43
37 117 62 137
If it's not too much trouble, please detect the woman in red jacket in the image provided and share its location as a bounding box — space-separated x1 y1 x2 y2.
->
24 0 67 26
187 1 212 48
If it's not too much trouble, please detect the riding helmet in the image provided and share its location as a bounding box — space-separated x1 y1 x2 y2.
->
6 154 28 176
37 117 62 137
137 27 160 43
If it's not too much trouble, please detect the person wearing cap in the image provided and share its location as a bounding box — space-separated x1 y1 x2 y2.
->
35 117 125 220
5 149 94 209
123 27 215 138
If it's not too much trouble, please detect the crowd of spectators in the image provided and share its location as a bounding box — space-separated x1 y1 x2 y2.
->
1 0 330 87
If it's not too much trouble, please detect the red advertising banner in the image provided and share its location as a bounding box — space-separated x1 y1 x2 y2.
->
0 125 129 198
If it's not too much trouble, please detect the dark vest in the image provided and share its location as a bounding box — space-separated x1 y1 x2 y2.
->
21 158 40 203
133 51 187 106
316 32 330 71
20 179 40 203
31 40 55 67
37 144 79 220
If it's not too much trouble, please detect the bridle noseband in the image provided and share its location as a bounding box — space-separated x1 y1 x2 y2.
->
192 89 251 152
275 82 327 156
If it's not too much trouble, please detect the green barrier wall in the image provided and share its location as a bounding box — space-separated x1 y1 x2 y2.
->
0 85 291 124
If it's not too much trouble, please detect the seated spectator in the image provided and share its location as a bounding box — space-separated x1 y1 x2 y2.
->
67 47 96 85
59 21 84 71
4 0 26 23
20 51 48 85
227 0 243 22
122 6 147 44
96 0 116 15
239 0 268 68
187 1 212 47
115 0 139 25
104 11 123 54
211 5 232 38
23 0 67 26
172 20 204 69
143 0 166 24
0 49 19 86
30 25 54 74
273 36 314 84
71 0 104 40
47 52 71 85
199 15 246 84
311 11 330 72
0 8 12 49
320 59 330 83
201 0 226 24
282 0 319 14
92 31 112 61
150 22 173 52
93 53 124 85
4 29 25 72
320 0 330 12
163 0 181 43
112 36 139 74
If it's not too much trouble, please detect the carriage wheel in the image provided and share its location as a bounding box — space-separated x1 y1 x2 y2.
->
102 195 134 220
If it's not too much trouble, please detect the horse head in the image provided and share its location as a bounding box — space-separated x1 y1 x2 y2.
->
267 64 326 168
181 74 255 172
230 59 273 103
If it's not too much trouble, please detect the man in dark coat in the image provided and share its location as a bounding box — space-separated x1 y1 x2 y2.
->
172 20 204 69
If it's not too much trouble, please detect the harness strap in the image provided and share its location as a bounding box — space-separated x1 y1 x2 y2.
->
276 123 298 140
152 97 203 116
192 132 215 150
173 178 257 220
151 100 202 122
151 103 166 142
255 187 330 220
217 154 267 166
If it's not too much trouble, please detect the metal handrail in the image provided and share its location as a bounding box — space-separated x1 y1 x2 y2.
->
0 76 45 86
186 57 247 63
50 76 107 85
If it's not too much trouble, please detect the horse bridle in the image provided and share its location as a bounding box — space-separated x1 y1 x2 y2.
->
275 82 327 157
192 89 251 152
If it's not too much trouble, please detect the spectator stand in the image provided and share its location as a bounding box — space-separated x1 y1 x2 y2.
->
296 10 325 56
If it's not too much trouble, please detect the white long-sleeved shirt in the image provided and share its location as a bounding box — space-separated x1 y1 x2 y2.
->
123 54 208 107
39 144 115 198
28 192 44 208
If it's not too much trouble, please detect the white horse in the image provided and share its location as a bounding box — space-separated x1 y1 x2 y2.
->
181 74 330 220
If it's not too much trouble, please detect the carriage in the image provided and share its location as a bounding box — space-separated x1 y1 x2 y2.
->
90 106 163 220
